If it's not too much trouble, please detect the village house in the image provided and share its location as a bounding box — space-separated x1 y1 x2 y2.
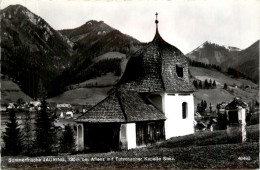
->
56 103 73 118
75 13 196 152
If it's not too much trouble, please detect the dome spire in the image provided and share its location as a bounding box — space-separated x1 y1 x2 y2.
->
153 12 163 42
155 12 159 33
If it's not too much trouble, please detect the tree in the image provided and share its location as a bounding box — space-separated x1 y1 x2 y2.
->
197 103 202 113
199 81 203 88
193 80 198 88
114 66 121 76
23 112 34 156
198 100 207 113
203 100 207 110
35 98 57 155
59 124 76 153
223 83 228 89
204 79 209 89
213 80 216 87
209 79 212 88
2 109 23 156
17 98 25 106
209 103 212 113
37 78 47 100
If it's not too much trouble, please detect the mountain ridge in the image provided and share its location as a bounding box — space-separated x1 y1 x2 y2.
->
1 4 76 99
186 40 259 82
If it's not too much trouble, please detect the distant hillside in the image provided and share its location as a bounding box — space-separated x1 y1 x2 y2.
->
190 66 259 109
235 40 259 82
0 5 76 99
48 52 129 105
1 74 32 104
187 40 259 82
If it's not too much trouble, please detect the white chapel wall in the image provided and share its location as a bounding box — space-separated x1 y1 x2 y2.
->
126 123 136 149
163 93 194 139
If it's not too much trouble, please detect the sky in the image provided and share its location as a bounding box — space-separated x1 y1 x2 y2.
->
1 0 260 54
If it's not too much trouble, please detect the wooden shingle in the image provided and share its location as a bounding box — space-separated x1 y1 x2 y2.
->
76 88 166 123
116 29 195 93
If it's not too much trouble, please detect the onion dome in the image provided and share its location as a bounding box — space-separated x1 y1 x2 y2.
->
117 13 195 93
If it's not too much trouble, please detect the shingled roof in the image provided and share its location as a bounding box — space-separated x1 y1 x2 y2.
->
225 98 248 110
76 88 166 123
116 17 195 93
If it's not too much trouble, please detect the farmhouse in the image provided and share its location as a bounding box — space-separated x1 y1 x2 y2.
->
76 13 195 151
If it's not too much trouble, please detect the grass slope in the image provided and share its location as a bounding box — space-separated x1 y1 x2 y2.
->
1 75 32 104
2 124 258 169
190 66 258 88
47 87 111 105
190 67 259 108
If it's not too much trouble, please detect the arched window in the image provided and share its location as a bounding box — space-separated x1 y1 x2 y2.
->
182 102 188 119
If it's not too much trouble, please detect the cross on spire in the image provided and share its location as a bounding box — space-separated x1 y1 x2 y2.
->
153 12 161 42
155 12 159 24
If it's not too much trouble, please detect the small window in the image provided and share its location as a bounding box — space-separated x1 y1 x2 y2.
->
120 124 127 139
176 65 183 77
182 102 188 119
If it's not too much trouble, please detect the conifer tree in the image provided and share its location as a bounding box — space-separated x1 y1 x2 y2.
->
2 109 23 156
23 112 34 156
213 80 216 87
224 83 228 89
193 80 198 88
204 79 209 89
197 103 201 113
199 81 203 88
35 98 57 155
59 124 76 153
37 78 47 100
204 100 207 109
209 79 212 88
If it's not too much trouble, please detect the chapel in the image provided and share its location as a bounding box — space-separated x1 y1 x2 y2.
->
76 13 195 151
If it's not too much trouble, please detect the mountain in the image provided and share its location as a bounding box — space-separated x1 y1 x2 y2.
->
50 20 143 96
1 5 143 99
186 40 259 82
234 40 259 82
186 41 240 66
1 5 76 99
60 20 141 60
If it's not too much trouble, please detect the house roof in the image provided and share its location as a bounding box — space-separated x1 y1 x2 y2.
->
115 17 195 93
225 98 248 110
76 88 166 123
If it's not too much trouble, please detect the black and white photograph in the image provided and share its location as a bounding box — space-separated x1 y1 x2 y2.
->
0 0 259 169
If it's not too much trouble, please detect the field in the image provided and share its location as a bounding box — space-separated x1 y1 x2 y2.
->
190 67 258 88
2 124 258 169
47 87 111 105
